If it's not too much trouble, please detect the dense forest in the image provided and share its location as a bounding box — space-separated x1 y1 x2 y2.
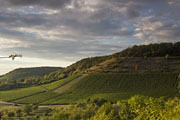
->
115 42 180 57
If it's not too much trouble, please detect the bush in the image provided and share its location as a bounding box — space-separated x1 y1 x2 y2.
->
23 104 32 115
165 54 169 59
53 112 69 120
90 98 107 106
7 111 15 117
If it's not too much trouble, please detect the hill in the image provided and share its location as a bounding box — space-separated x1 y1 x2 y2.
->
0 42 180 104
45 42 180 81
0 67 63 90
42 73 179 104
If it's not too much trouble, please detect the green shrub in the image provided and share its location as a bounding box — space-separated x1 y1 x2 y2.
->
7 111 15 117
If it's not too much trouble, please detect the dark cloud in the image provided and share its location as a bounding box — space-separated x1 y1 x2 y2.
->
126 8 140 19
1 0 72 9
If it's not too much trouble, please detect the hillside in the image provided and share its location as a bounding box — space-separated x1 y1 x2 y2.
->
0 42 180 104
0 67 63 90
45 42 180 80
41 73 179 104
87 57 180 73
0 73 179 105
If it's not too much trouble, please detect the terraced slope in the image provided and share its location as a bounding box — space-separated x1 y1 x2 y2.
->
87 57 180 73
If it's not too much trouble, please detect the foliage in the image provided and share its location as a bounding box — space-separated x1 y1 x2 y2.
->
46 96 180 120
23 104 32 115
1 95 180 120
114 42 180 57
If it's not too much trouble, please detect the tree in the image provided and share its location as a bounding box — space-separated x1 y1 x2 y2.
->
165 54 169 60
0 112 3 119
16 109 22 117
7 112 15 117
23 104 32 115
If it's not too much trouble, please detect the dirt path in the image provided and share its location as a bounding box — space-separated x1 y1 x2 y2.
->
0 101 22 106
54 74 88 94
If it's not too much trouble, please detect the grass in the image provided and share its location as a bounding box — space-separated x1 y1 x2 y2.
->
42 74 80 90
0 74 80 102
0 86 44 101
14 91 59 104
42 72 179 104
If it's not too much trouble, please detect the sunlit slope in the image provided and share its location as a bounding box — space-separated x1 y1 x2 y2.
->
0 74 79 102
42 73 179 104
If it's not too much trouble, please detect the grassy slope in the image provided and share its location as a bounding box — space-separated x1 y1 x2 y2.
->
14 92 60 104
42 73 179 104
0 75 79 102
0 73 178 105
42 74 80 90
0 86 44 101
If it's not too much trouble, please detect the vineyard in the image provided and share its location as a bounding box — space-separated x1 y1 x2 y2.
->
41 72 179 104
0 74 79 103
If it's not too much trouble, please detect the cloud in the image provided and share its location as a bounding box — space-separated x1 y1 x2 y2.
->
0 0 179 69
1 0 72 9
134 16 180 43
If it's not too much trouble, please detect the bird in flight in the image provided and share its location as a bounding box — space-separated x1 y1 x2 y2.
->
9 54 22 60
0 54 22 60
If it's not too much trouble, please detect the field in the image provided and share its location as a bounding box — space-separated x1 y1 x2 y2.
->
14 92 60 104
0 73 179 105
0 74 80 102
42 72 179 104
42 74 80 90
0 86 44 101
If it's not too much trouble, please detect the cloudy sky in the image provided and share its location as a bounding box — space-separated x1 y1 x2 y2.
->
0 0 180 74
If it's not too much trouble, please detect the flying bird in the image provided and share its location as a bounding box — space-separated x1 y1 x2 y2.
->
0 54 22 60
9 54 22 60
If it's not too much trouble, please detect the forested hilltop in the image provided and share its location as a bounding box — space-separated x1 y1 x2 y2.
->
114 42 180 57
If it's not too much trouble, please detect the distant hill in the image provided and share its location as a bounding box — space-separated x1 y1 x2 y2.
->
45 42 180 81
0 67 63 90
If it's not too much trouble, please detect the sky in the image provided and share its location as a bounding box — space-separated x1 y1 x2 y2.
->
0 0 180 74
